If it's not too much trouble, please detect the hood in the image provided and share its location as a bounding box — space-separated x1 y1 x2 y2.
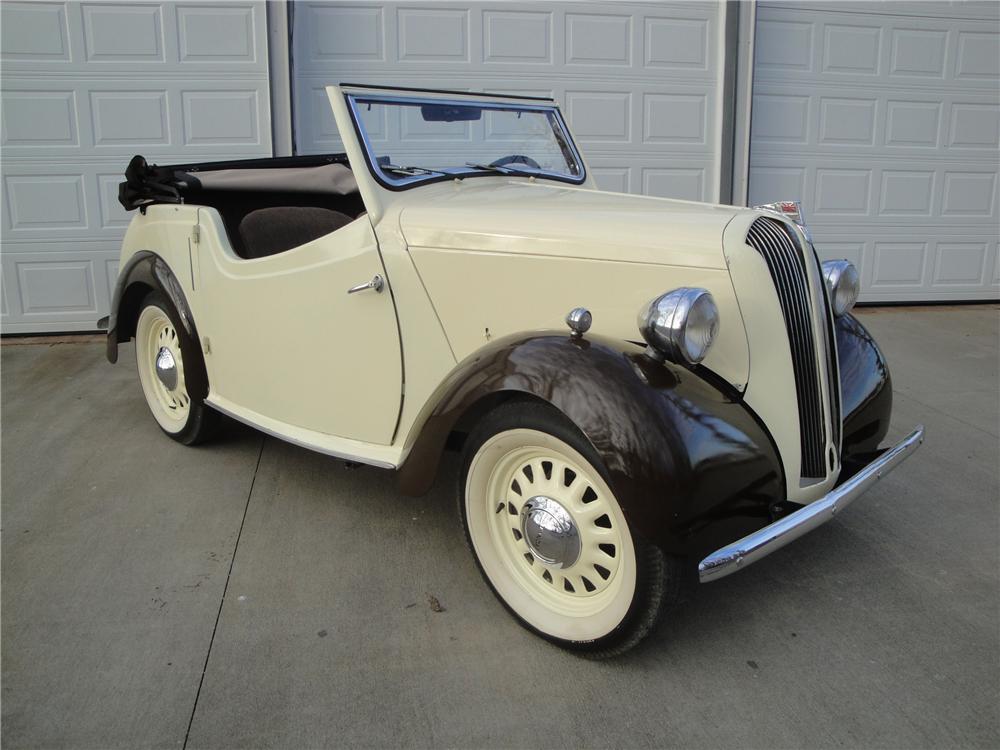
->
398 181 742 270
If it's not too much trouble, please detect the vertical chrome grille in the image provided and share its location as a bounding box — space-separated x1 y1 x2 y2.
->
814 254 842 452
746 217 827 478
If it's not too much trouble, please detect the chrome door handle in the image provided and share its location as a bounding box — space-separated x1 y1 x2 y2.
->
347 274 384 295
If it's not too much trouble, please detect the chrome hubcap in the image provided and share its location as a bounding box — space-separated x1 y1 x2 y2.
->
519 495 580 568
155 346 178 391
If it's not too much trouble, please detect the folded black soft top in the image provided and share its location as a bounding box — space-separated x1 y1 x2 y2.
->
118 153 357 212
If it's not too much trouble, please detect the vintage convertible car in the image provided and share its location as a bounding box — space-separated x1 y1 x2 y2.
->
105 84 923 656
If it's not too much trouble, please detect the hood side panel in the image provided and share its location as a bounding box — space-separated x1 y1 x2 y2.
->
409 247 749 389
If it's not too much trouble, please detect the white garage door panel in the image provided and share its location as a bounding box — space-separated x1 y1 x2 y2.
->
750 2 1000 302
0 1 272 334
291 1 725 202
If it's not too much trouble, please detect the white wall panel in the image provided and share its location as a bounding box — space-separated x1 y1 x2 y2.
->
399 8 469 61
16 259 97 315
750 2 1000 302
291 1 726 202
177 4 258 62
307 5 384 61
1 90 79 146
1 2 71 60
644 16 708 69
483 10 552 64
567 13 631 67
0 1 272 333
91 90 170 146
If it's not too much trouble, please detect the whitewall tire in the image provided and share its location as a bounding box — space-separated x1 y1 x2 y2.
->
460 401 675 656
134 291 217 445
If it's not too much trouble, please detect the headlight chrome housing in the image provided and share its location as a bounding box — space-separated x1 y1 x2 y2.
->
821 260 860 317
638 288 720 365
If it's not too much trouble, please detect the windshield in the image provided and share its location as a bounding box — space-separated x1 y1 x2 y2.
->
345 92 585 189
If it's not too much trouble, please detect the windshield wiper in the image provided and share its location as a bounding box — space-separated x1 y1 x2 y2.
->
464 162 538 177
381 164 444 177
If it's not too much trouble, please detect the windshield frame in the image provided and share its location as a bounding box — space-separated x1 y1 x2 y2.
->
344 91 588 191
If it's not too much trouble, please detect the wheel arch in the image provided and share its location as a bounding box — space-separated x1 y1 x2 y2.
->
107 251 195 359
106 251 208 400
398 332 784 558
450 390 552 444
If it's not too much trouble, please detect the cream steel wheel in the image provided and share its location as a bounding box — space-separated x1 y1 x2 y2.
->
136 304 190 432
461 403 672 655
133 291 218 445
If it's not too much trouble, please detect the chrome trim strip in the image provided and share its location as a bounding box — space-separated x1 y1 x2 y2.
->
206 401 398 470
698 425 925 583
341 83 555 102
814 251 842 453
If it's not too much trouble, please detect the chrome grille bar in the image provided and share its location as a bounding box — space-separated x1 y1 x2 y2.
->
814 254 842 451
747 217 827 478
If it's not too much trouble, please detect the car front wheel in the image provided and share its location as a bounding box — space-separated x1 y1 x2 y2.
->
460 402 676 657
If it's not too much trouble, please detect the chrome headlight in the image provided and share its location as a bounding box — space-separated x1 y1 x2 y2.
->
821 260 860 317
638 288 719 365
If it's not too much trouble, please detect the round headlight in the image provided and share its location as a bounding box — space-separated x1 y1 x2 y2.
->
821 260 860 317
638 288 720 365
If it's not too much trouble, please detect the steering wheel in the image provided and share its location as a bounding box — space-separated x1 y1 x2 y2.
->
489 154 542 170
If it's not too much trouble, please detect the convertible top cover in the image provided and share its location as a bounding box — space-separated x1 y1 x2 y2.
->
118 154 359 211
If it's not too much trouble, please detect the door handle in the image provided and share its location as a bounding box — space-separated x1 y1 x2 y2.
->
347 274 384 295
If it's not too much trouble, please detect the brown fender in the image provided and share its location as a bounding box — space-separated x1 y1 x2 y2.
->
398 332 785 559
837 313 893 464
105 251 208 400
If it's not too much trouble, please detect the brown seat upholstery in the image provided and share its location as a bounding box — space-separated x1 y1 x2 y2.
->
237 206 353 259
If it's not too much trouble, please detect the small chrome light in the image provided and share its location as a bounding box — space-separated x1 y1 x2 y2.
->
565 307 592 338
638 288 719 365
821 260 860 317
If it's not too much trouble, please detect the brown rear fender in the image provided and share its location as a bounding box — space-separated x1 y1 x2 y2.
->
398 333 785 559
106 251 208 400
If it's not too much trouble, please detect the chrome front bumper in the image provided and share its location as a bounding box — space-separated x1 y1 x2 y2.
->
698 425 925 583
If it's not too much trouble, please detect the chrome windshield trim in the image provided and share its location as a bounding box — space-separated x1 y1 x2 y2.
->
344 92 587 191
341 83 555 102
698 425 925 583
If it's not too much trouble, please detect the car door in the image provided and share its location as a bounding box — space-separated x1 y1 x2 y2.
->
195 211 402 446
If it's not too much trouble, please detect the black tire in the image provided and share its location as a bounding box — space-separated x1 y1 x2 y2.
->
133 290 219 446
459 400 680 658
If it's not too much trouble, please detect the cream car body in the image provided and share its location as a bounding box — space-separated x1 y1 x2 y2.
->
106 85 922 655
117 87 816 495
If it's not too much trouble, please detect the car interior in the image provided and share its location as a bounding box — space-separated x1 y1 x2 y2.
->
119 154 368 260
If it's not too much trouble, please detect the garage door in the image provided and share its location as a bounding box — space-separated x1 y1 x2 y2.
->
0 1 273 334
291 1 727 202
749 1 1000 302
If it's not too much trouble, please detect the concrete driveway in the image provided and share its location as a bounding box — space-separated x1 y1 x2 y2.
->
2 306 998 749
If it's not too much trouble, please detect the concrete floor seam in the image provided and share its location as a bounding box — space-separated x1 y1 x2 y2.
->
181 435 266 750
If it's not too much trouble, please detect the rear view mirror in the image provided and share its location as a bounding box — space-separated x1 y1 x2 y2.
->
421 104 482 122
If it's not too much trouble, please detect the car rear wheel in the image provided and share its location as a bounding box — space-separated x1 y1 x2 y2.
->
134 291 217 445
460 401 676 657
